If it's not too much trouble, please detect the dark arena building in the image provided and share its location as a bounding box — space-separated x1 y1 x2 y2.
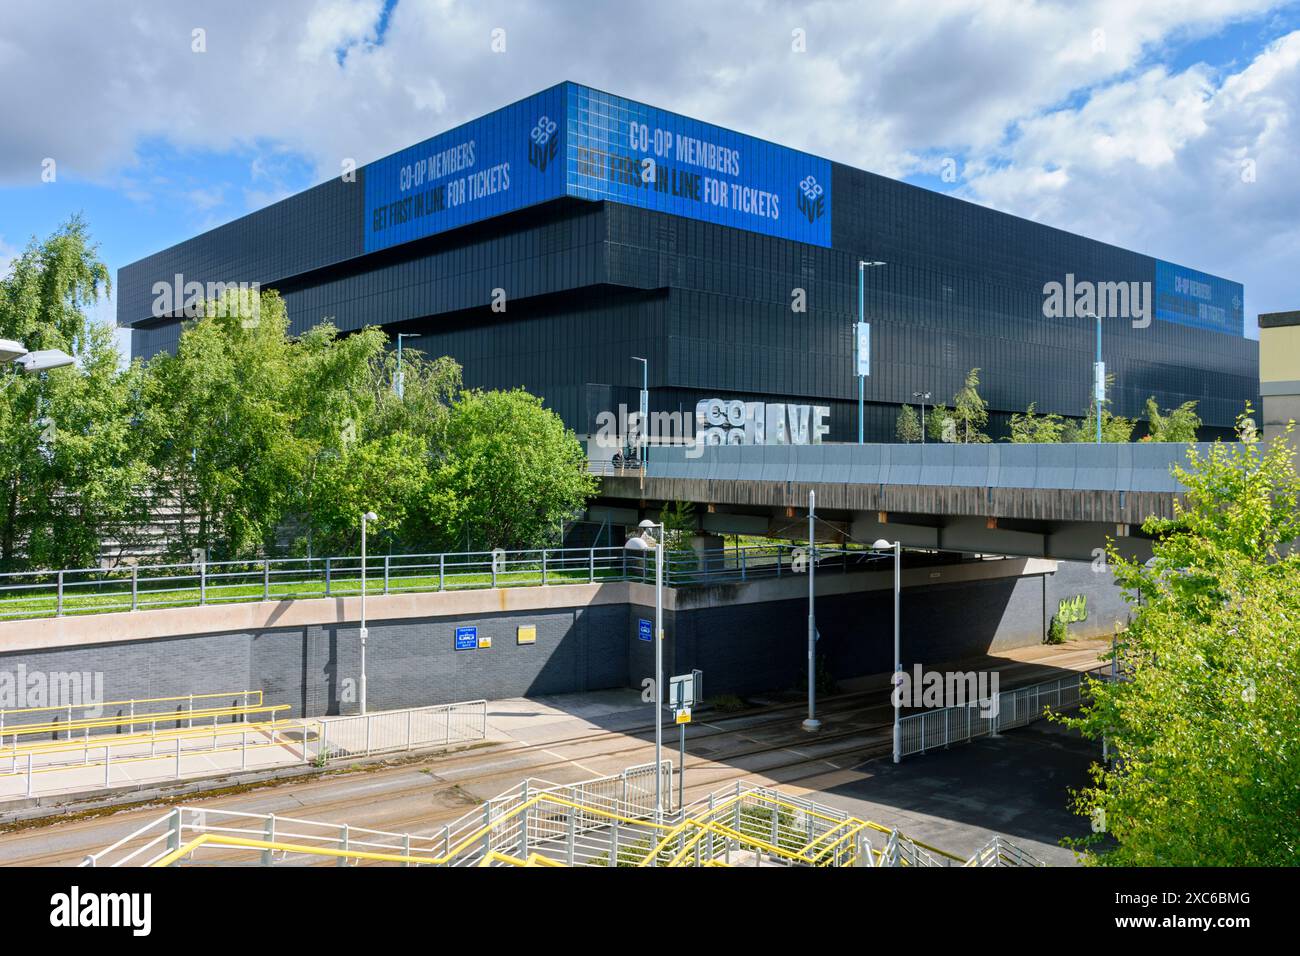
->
119 82 1259 445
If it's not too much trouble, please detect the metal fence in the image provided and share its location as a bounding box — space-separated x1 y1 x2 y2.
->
897 666 1110 759
4 699 489 801
83 760 1045 867
316 701 487 760
0 544 883 621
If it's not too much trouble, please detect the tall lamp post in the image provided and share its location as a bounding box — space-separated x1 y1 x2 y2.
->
631 356 648 463
359 510 378 714
873 538 902 762
802 490 820 732
1081 310 1103 444
856 261 886 443
912 391 932 444
625 519 664 820
395 333 421 399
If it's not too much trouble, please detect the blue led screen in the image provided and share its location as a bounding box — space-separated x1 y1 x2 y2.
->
364 85 568 254
1154 260 1244 336
565 84 831 247
363 82 832 254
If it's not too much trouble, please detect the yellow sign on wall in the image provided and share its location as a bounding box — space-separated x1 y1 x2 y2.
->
517 625 536 645
477 636 492 649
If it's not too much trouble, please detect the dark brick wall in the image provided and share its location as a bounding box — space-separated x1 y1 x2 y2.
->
0 561 1130 713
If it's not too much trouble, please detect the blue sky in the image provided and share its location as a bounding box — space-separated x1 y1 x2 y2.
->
3 0 1299 342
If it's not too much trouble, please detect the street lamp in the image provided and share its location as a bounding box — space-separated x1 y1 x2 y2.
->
1081 310 1103 444
912 391 932 445
625 518 664 820
631 356 648 463
359 510 378 715
856 261 886 443
873 538 902 763
1 341 75 394
803 490 820 732
395 334 421 399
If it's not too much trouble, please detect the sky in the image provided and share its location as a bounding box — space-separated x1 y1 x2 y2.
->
2 0 1298 346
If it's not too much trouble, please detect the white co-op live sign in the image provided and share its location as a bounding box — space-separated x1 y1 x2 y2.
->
695 398 830 446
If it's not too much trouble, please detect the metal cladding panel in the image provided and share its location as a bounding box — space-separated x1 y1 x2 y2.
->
820 444 857 484
849 444 886 485
1129 442 1200 492
1033 444 1078 490
1075 442 1121 492
918 444 956 487
997 446 1038 489
951 444 993 488
884 443 923 486
759 444 797 483
566 84 831 248
364 85 568 254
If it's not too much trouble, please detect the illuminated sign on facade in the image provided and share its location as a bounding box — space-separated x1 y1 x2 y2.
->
363 82 832 255
1154 260 1243 336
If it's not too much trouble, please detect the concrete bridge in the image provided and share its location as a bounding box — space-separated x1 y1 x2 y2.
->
590 441 1212 561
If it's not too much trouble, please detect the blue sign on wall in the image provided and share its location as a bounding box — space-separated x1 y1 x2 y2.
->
565 84 831 248
638 618 653 642
364 86 568 254
1154 260 1243 336
455 625 478 651
363 82 833 254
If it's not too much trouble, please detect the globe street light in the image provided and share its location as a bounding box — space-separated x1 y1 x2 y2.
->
359 510 378 715
912 391 932 445
873 538 902 762
625 518 664 820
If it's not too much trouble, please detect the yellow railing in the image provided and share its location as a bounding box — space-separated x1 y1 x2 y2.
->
0 703 290 744
0 690 263 724
152 786 956 868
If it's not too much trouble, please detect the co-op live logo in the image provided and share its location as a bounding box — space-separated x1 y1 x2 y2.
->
797 175 825 223
528 115 559 172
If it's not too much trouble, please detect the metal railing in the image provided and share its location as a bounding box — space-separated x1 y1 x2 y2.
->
316 701 487 760
0 690 262 734
84 760 1043 868
7 699 488 802
897 665 1110 759
0 544 884 622
963 835 1045 867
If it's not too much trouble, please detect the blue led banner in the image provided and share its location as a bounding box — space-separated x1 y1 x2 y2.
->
565 84 831 247
363 83 833 254
364 86 567 254
1154 260 1244 336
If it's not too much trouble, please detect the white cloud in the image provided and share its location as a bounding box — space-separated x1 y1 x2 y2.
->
2 0 1295 326
959 29 1300 330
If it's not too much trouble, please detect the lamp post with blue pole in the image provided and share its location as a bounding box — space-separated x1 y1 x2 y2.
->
1082 310 1103 443
856 261 886 443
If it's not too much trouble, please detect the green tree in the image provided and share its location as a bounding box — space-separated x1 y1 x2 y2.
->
895 404 922 443
660 499 697 549
927 401 953 443
422 389 597 551
140 290 302 559
1071 374 1135 443
1059 409 1300 865
0 217 148 569
1144 396 1200 443
309 432 431 554
950 367 990 443
1008 402 1065 443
